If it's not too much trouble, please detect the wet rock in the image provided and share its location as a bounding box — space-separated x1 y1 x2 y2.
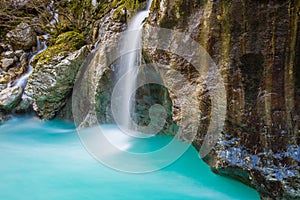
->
145 0 300 199
6 22 37 51
20 53 30 68
55 96 73 121
25 46 90 119
0 86 22 112
0 112 10 125
0 113 3 125
14 97 32 113
72 8 127 127
1 58 14 71
23 31 88 120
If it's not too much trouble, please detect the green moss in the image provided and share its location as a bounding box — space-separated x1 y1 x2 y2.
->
111 0 146 20
34 31 86 66
55 31 86 49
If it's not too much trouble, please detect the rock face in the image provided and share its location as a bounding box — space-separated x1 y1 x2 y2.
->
143 0 300 199
6 22 37 51
0 86 22 111
0 0 297 199
14 97 32 114
70 2 299 198
24 45 90 120
72 7 127 127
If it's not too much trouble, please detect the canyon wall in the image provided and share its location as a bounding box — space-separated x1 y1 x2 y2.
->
1 0 298 199
143 0 299 199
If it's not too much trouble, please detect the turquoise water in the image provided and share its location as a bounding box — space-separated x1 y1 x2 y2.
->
0 117 260 200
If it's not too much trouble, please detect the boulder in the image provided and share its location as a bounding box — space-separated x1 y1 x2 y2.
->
25 45 90 119
6 22 37 51
0 86 22 112
1 58 14 71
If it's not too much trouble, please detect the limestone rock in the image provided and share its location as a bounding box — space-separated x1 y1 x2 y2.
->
145 0 300 199
24 46 90 119
6 22 37 51
72 8 127 127
0 86 22 111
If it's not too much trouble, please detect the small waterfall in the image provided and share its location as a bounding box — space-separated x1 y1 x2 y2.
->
14 35 47 89
48 1 59 29
116 0 153 132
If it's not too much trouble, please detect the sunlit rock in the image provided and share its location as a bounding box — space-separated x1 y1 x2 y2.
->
0 86 22 111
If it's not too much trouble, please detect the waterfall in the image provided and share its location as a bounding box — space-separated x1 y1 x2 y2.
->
116 0 153 132
14 35 47 89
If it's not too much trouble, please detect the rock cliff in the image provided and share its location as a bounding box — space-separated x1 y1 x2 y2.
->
68 1 300 198
142 0 299 199
0 0 298 199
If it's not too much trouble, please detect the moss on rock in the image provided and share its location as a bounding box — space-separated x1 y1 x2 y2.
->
34 31 86 66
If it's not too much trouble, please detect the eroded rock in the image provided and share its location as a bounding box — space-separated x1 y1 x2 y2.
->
144 0 300 199
0 86 22 111
25 46 90 119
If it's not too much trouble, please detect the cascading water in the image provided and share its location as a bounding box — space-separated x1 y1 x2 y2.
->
116 0 153 132
14 35 47 89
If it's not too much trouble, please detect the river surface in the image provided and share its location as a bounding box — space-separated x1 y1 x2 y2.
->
0 117 260 200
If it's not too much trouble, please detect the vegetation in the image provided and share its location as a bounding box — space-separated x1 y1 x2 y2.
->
0 0 147 40
33 31 86 66
0 0 99 38
0 0 147 67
